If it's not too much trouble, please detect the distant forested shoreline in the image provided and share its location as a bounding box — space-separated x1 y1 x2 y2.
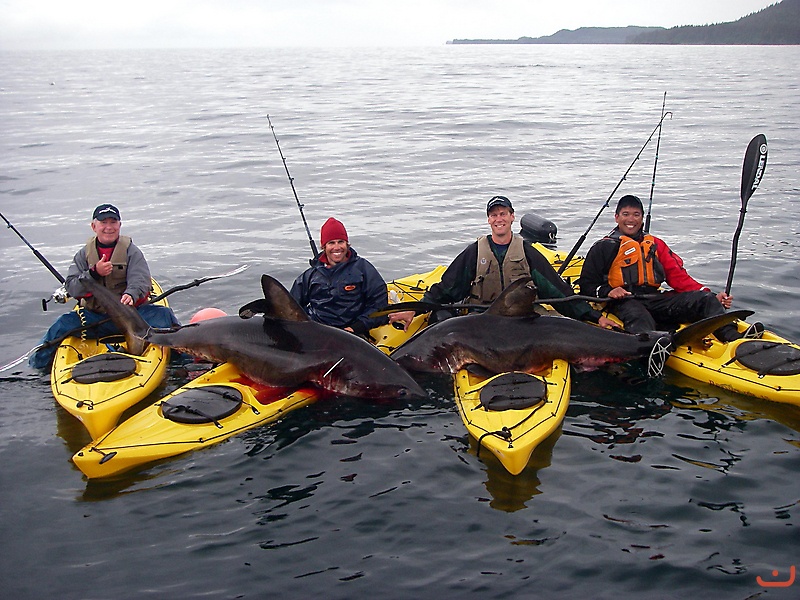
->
449 0 799 45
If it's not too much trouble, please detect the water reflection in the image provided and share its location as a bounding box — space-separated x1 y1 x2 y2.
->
56 362 800 508
479 425 562 512
564 369 674 446
666 371 800 435
54 401 92 456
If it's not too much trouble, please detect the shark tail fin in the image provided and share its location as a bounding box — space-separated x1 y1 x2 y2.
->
671 309 755 347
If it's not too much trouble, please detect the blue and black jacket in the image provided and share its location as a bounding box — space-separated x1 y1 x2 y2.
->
290 247 389 337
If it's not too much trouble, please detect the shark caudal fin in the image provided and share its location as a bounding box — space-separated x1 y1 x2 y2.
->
671 309 755 347
237 274 310 321
484 277 542 318
80 277 151 356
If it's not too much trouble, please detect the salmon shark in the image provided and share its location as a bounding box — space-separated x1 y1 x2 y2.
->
77 277 151 357
81 275 427 401
390 278 752 377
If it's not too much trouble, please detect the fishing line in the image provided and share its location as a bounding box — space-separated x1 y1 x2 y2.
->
557 106 673 275
644 92 669 233
267 115 319 262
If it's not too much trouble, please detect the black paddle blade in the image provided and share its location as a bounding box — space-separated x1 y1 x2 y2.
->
672 309 755 347
726 135 767 295
741 134 767 204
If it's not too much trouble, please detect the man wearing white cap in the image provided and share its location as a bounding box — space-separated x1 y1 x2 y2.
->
29 204 179 368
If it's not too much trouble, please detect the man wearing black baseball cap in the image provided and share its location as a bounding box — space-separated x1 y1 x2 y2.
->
389 196 615 330
29 204 179 369
92 203 121 221
485 195 514 213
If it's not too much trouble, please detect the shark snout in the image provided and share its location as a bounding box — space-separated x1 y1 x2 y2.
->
399 380 428 401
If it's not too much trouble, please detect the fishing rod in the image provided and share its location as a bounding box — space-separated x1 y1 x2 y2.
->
556 108 673 275
1 264 250 372
644 92 668 233
1 211 69 310
267 115 319 261
725 134 767 295
2 211 65 283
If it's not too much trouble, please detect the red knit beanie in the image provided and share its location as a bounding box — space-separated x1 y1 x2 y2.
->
320 217 348 246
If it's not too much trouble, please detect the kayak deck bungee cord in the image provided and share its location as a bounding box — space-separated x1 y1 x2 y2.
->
72 268 446 478
51 280 171 440
667 327 800 404
454 361 571 475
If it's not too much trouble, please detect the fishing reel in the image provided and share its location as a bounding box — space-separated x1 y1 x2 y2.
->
42 285 69 311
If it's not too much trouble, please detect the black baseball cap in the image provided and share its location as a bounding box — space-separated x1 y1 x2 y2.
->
486 195 513 215
93 204 121 221
615 195 643 214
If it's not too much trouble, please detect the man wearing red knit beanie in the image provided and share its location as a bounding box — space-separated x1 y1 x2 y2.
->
290 217 389 338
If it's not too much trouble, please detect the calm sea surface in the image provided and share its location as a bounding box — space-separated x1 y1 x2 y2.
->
1 46 799 599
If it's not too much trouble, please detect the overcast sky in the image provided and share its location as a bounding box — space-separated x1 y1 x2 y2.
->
0 0 780 49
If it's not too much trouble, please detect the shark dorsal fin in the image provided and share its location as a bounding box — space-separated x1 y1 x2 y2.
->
484 277 540 318
258 274 311 322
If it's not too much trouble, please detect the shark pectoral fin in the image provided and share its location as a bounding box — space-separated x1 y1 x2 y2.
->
238 298 270 319
672 309 755 347
80 276 153 355
124 330 150 357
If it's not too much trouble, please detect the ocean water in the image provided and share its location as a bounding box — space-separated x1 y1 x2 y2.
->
1 45 799 599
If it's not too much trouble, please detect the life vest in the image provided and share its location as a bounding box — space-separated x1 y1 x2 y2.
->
80 235 132 312
607 234 664 290
468 235 529 304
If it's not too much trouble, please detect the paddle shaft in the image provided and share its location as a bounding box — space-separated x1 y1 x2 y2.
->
371 293 661 318
267 115 319 261
725 134 767 295
148 264 248 303
0 265 249 371
557 109 672 275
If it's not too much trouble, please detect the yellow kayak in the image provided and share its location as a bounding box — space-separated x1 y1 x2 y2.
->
72 267 445 479
667 324 800 405
454 360 571 475
531 237 800 405
51 280 170 439
72 362 318 478
531 242 584 285
374 265 446 354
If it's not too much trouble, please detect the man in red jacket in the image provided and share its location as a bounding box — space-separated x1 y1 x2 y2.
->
579 194 761 342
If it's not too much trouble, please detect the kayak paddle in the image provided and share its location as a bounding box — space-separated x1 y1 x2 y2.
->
0 264 249 372
725 134 767 295
370 293 661 318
